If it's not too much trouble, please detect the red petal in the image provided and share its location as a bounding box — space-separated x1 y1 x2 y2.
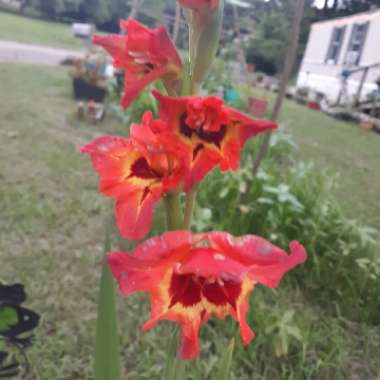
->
123 19 152 49
80 135 138 197
236 296 254 345
133 230 195 261
180 248 247 280
179 321 201 360
224 107 278 147
153 90 188 123
121 67 167 109
184 146 219 191
92 34 126 68
108 252 165 296
207 232 307 288
115 188 161 240
130 111 165 153
150 25 182 68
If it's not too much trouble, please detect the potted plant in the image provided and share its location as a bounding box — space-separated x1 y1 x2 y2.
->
69 50 108 102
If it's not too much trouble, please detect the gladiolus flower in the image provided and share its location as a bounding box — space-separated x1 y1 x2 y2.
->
81 127 185 240
93 19 182 109
152 91 277 190
108 231 307 359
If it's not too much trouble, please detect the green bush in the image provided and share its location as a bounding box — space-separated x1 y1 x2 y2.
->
196 129 380 324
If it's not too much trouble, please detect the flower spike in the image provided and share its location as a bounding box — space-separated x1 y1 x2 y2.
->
178 0 224 86
108 231 307 359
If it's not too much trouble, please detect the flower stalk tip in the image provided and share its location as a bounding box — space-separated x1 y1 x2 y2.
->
180 0 225 89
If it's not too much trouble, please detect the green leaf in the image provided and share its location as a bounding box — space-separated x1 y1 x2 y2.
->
94 227 121 380
219 187 229 198
0 306 18 332
212 338 235 380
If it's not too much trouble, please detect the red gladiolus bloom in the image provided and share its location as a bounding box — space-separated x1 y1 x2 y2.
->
80 129 185 240
178 0 219 11
108 231 307 359
92 19 182 109
152 91 278 190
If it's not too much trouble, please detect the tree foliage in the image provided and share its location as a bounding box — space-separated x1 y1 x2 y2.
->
244 0 379 75
18 0 379 73
244 0 315 75
320 0 380 18
21 0 174 30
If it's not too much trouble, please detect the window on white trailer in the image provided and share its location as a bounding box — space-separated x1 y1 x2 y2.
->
325 26 346 64
345 21 370 66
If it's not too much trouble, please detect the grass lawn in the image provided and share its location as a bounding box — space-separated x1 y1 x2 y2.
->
0 10 83 49
248 87 380 232
1 64 379 379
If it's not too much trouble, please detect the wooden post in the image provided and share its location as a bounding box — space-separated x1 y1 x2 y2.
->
128 0 143 19
355 67 369 106
232 5 249 82
240 0 306 203
173 2 181 44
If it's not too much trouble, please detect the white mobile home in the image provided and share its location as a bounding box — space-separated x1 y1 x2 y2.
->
297 10 380 102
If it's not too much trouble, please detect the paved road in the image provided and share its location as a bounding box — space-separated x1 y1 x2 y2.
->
0 40 83 65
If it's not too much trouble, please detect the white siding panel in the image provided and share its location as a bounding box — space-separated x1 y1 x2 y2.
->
303 23 332 63
361 16 380 65
297 72 377 102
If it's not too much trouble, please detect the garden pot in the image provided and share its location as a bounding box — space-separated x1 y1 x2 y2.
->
248 97 268 117
73 78 107 102
307 101 320 110
359 121 374 130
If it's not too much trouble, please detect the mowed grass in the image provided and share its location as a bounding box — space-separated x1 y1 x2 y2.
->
247 87 380 232
0 11 82 49
1 64 379 379
0 63 123 379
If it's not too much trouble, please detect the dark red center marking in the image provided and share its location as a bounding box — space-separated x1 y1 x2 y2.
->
179 113 227 148
169 273 241 309
130 157 161 179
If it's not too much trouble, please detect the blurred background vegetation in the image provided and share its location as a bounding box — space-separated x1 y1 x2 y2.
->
1 0 380 75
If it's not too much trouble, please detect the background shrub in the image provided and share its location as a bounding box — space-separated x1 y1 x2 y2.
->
196 129 380 324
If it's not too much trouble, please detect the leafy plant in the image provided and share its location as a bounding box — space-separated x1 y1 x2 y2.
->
196 128 380 323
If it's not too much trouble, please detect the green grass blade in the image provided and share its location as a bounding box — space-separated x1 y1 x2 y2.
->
94 229 121 380
212 339 235 380
174 358 187 380
164 327 179 380
164 326 187 380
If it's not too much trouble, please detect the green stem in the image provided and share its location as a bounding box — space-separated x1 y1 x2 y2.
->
187 11 196 76
182 185 198 229
164 190 183 230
